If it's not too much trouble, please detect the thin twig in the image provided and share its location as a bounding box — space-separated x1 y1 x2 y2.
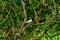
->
19 0 27 35
0 7 9 25
21 0 27 22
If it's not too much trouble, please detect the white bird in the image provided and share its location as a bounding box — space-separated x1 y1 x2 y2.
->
15 33 19 35
25 19 32 23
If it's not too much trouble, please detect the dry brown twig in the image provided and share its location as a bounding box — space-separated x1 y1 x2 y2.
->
0 7 9 25
20 0 27 33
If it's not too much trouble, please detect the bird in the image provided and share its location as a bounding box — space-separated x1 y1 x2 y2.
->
25 19 32 23
15 33 19 35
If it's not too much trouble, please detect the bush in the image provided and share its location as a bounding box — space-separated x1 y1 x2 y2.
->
0 0 60 40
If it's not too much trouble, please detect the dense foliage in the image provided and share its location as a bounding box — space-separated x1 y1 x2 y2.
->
0 0 60 40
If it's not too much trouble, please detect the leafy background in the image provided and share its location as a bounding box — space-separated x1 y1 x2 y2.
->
0 0 60 40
